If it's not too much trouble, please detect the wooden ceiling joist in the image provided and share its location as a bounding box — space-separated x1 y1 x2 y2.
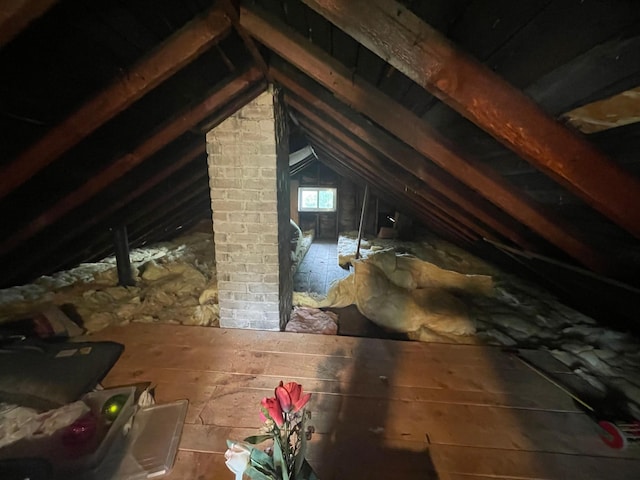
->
303 0 640 241
88 177 210 266
289 98 490 241
0 5 232 200
306 129 477 243
135 198 212 249
303 124 478 244
0 0 59 48
310 141 470 244
221 0 270 80
0 67 265 256
272 61 535 249
126 180 210 244
240 5 609 273
4 142 207 287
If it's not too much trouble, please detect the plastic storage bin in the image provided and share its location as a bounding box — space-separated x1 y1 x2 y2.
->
0 386 136 477
83 399 188 480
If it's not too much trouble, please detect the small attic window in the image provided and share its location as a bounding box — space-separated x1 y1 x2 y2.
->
298 187 337 212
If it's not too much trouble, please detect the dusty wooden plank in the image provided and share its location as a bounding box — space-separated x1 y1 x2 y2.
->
102 369 580 418
176 392 625 458
91 326 585 411
431 444 640 480
102 343 556 394
94 340 580 414
179 425 434 479
0 6 231 200
86 324 545 371
0 68 264 256
240 4 609 273
0 0 58 48
91 324 640 479
164 450 227 480
303 0 640 242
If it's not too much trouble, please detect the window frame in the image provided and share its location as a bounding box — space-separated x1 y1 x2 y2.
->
297 187 338 212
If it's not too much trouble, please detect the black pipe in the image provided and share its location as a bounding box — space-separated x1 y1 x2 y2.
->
112 225 135 287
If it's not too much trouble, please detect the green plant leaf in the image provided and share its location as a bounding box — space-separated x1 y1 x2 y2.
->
250 447 274 468
245 465 276 480
244 434 273 445
294 414 308 475
273 438 289 480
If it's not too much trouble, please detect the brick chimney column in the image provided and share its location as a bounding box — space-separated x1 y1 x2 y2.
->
206 88 291 330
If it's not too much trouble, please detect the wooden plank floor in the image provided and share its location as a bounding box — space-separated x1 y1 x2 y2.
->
89 324 640 479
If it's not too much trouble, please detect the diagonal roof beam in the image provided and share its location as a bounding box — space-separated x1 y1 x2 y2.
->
221 0 271 80
240 5 610 273
289 97 491 241
13 80 266 278
304 123 478 243
0 67 265 256
303 0 640 241
37 174 211 280
272 60 535 249
0 5 232 200
309 140 472 244
0 0 58 48
308 132 479 244
4 142 205 286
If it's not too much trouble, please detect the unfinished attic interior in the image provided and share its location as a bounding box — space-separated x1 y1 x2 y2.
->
1 0 640 477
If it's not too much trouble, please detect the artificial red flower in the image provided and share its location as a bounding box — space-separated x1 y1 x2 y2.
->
275 381 311 413
260 396 284 426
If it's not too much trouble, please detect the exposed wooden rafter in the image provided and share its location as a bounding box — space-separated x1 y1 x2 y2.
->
2 142 206 288
272 60 535 249
0 67 265 256
221 0 271 80
0 5 232 200
305 126 478 243
239 5 610 273
288 97 490 241
309 141 471 244
0 0 59 48
303 0 640 241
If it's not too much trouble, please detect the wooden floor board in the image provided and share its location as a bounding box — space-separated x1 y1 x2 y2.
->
430 444 640 480
87 324 640 479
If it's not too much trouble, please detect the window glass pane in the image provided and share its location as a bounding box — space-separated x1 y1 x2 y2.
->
301 190 318 209
298 187 337 212
318 190 334 209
